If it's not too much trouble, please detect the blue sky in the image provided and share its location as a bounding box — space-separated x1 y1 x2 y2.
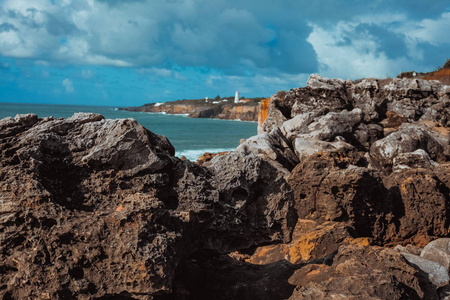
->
0 0 449 106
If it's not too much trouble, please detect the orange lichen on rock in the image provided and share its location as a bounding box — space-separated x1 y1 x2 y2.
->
196 151 228 165
258 97 271 129
246 220 373 265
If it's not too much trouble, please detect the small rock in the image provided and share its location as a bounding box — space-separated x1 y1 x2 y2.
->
401 252 450 288
421 238 450 271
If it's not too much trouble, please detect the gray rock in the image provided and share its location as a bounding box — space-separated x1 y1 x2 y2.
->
280 110 326 141
304 109 362 141
350 78 384 122
370 123 447 168
393 149 438 171
401 252 450 288
67 112 105 124
421 238 450 271
293 138 355 162
206 151 295 249
306 74 346 90
74 118 172 176
354 123 384 150
236 127 299 171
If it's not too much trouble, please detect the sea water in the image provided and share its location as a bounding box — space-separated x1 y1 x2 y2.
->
0 102 258 161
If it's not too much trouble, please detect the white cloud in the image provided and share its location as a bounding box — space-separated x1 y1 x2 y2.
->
307 21 411 79
402 12 450 46
0 0 448 84
62 78 74 93
0 0 312 74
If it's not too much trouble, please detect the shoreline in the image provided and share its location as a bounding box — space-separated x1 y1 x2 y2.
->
120 98 263 122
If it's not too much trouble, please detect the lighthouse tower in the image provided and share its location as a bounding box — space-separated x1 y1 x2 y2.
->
234 90 239 104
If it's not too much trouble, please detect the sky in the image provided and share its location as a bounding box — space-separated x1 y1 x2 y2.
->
0 0 449 106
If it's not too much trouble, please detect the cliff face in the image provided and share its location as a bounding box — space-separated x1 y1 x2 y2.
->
152 104 196 114
215 105 260 121
1 74 450 299
124 102 260 121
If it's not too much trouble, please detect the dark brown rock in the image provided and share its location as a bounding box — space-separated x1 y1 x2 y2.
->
383 168 450 245
0 113 294 299
287 153 389 239
289 245 434 300
163 252 303 300
2 73 450 299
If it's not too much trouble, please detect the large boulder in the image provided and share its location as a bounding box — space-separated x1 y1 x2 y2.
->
0 113 295 299
236 127 299 171
370 122 448 169
383 167 450 245
205 151 296 249
287 153 389 239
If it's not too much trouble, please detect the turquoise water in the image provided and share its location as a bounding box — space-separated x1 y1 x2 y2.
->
0 103 257 160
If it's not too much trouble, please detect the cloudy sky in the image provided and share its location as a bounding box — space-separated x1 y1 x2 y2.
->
0 0 449 106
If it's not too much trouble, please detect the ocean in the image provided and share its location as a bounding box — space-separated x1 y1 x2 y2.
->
0 102 258 161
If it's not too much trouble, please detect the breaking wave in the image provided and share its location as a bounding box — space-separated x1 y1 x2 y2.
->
175 148 235 161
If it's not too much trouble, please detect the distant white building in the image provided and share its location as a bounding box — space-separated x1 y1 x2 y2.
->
234 90 239 104
205 97 209 102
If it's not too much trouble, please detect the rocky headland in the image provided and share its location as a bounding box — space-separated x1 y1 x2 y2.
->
1 74 450 299
121 97 264 122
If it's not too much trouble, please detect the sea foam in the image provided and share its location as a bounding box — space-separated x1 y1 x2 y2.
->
175 148 234 161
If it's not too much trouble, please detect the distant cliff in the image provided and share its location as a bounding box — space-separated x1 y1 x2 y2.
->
121 97 265 121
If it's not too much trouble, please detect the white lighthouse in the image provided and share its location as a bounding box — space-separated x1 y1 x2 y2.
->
234 90 239 104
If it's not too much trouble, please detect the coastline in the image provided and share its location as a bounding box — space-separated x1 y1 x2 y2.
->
120 97 264 122
2 75 450 299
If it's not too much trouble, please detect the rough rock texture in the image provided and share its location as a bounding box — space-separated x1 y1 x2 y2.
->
2 73 450 299
0 113 292 299
289 245 435 300
195 151 228 166
230 74 449 299
257 75 449 247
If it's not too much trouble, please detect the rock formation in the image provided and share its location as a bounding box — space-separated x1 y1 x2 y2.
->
0 113 292 299
1 74 450 299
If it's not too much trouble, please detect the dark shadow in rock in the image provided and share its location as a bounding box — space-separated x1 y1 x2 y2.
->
37 143 92 211
157 251 303 300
